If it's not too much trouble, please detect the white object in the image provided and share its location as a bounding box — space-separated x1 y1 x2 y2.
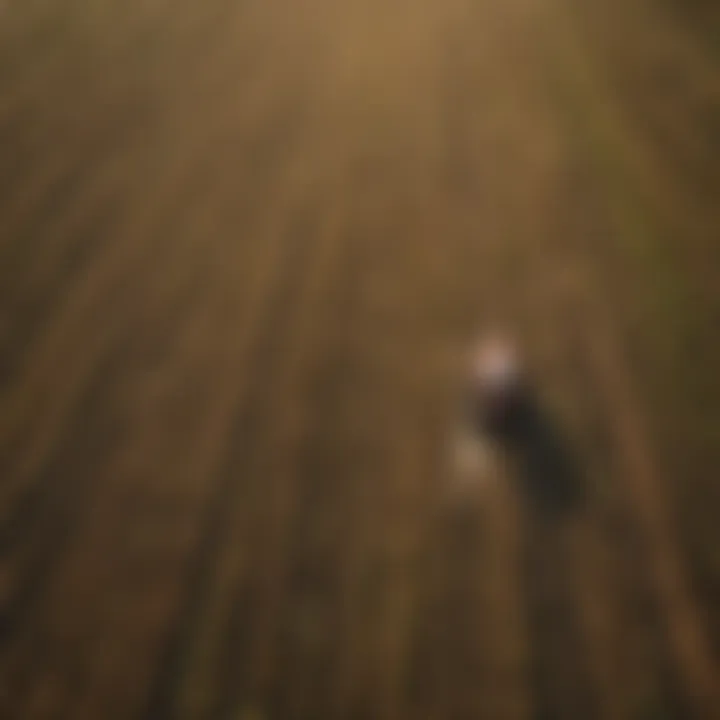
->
471 336 521 394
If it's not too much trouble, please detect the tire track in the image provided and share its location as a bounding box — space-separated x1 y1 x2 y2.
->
576 280 719 717
402 507 446 720
327 397 392 720
561 0 720 671
0 47 85 136
456 212 535 719
481 146 599 720
484 237 579 720
541 8 720 710
519 162 633 720
2 7 316 716
0 349 131 719
217 200 353 717
545 161 688 719
385 219 492 720
0 144 231 515
498 5 702 715
142 177 328 720
532 106 706 718
521 224 614 720
0 177 241 658
46 131 320 716
366 431 429 720
441 5 564 714
0 147 87 267
0 164 216 542
303 215 405 720
548 250 632 720
17 160 311 720
565 279 688 720
369 285 447 720
0 93 290 661
0 157 261 706
432 494 490 720
466 214 533 720
321 203 454 719
276 204 439 719
319 205 425 720
258 219 368 720
453 214 532 711
0 149 134 394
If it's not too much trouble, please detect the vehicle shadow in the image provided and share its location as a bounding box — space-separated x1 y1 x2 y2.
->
490 388 585 519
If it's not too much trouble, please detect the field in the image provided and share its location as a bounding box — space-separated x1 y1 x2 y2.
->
1 0 719 718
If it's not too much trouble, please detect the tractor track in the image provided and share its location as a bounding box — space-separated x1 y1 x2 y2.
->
143 182 332 720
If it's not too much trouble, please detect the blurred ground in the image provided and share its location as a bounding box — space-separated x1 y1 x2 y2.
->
1 0 719 718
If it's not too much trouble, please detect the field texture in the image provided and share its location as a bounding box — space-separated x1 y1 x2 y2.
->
1 0 719 718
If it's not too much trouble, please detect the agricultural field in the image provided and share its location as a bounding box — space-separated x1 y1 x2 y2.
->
0 0 718 718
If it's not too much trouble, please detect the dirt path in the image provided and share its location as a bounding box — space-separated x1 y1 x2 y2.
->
1 0 718 718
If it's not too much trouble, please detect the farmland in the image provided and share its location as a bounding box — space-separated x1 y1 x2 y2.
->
1 0 719 717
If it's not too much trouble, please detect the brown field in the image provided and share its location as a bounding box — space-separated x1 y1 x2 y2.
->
1 0 719 718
